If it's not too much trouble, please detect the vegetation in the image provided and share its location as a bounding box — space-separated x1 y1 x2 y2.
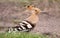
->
0 32 48 38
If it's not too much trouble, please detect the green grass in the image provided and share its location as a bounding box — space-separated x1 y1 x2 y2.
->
0 32 48 38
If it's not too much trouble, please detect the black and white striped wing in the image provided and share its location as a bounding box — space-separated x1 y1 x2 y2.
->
8 20 35 32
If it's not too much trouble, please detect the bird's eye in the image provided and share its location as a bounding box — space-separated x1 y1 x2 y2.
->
27 6 30 8
35 10 37 11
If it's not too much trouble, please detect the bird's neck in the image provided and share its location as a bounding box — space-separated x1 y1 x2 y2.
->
26 13 39 24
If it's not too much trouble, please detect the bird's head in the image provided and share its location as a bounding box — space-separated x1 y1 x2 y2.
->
31 7 41 15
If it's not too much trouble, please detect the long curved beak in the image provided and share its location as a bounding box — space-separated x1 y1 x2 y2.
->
40 11 49 15
40 11 47 13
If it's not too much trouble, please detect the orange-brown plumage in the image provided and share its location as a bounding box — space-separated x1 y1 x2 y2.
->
26 5 41 24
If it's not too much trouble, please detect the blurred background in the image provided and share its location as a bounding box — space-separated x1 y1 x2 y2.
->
0 0 60 37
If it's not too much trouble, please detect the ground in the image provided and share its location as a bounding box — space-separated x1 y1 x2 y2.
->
0 0 60 38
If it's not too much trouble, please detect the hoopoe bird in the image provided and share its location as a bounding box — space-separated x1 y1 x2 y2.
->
7 5 41 32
